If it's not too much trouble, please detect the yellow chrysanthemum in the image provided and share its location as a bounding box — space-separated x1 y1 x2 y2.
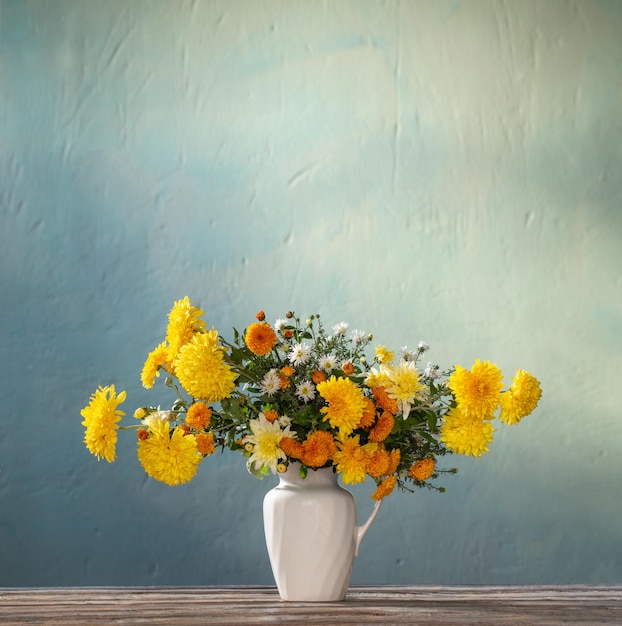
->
245 322 278 356
165 296 206 360
80 385 126 463
364 366 392 390
371 475 397 501
499 369 542 425
137 419 201 485
332 435 369 484
246 414 293 473
140 341 169 389
316 376 367 436
410 458 436 482
385 360 424 419
440 406 495 457
449 359 503 419
186 402 212 430
375 345 394 364
174 330 236 402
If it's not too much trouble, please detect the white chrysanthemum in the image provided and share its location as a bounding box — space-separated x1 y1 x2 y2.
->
385 360 425 419
246 414 293 474
141 410 171 429
424 362 440 380
418 341 430 352
333 322 349 336
274 318 288 331
319 354 337 371
288 342 311 366
295 380 316 403
351 329 366 344
278 415 292 427
399 346 417 361
260 369 281 396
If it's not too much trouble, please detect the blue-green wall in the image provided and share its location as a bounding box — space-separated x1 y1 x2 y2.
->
2 0 622 586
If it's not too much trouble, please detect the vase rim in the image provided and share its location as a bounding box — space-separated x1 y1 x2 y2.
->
278 462 338 487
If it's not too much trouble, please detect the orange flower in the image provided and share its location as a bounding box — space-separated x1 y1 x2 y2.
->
341 361 355 375
366 446 391 477
179 423 191 435
283 329 294 339
279 375 291 390
358 398 376 429
262 409 279 423
311 370 327 384
245 322 278 356
410 458 436 482
137 428 148 441
372 386 399 415
371 475 397 501
368 411 394 443
256 310 265 321
280 436 304 460
302 431 336 467
186 402 212 430
280 365 295 377
387 448 401 474
196 432 216 455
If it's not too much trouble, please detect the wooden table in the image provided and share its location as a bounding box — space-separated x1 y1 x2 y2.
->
1 585 621 624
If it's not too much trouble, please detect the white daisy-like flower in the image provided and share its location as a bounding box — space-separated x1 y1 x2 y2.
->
424 362 440 380
142 410 171 429
245 414 293 474
278 415 292 427
351 329 366 344
260 369 281 396
418 341 430 353
333 322 349 336
295 380 316 403
288 342 311 366
319 354 338 371
399 346 418 361
274 318 288 331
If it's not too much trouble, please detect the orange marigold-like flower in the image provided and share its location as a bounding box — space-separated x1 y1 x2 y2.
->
186 402 212 430
137 428 148 441
179 423 191 435
311 370 327 384
358 398 377 429
341 361 355 375
196 432 216 455
410 458 436 482
372 386 399 415
280 365 295 377
366 445 391 477
302 431 336 467
280 436 304 460
387 448 401 474
279 375 291 389
368 411 394 443
256 310 265 321
283 329 294 339
262 409 279 423
371 475 397 501
245 322 278 356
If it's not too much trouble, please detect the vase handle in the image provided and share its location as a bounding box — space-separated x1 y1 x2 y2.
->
354 499 382 557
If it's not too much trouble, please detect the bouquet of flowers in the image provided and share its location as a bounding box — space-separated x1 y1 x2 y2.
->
81 297 542 500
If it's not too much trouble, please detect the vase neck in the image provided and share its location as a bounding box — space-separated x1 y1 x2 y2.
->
278 463 338 488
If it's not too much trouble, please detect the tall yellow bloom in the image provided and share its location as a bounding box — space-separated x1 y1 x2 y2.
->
174 330 236 402
375 345 394 364
141 341 169 389
385 360 424 419
449 359 503 419
81 385 126 462
137 419 201 485
440 406 495 457
316 376 367 436
165 296 206 360
499 369 542 425
332 435 369 484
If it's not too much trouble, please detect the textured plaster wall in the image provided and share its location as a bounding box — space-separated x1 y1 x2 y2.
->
1 0 622 585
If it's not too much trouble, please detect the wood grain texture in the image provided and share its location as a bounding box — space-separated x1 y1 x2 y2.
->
0 586 621 625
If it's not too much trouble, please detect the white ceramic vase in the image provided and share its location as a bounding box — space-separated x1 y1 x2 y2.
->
263 462 382 602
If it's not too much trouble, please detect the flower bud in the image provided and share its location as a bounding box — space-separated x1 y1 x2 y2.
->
133 407 147 419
